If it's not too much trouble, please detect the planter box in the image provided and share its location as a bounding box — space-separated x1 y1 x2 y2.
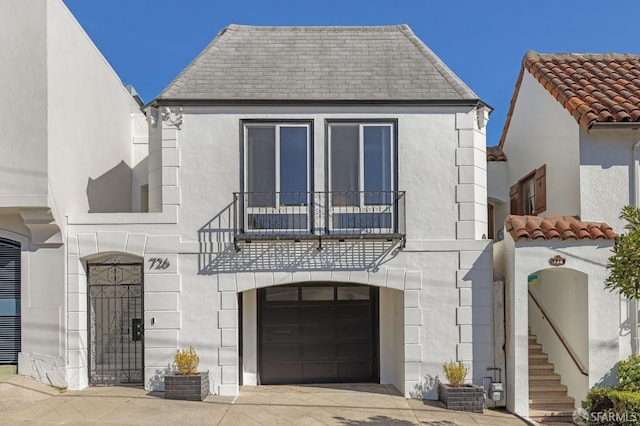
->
439 383 484 413
164 372 209 401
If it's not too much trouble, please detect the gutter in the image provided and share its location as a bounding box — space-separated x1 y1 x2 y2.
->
145 98 493 111
591 122 640 130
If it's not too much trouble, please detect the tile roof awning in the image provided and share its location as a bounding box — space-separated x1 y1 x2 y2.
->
505 215 616 241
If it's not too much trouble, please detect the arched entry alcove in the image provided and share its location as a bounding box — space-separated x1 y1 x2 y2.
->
527 267 589 406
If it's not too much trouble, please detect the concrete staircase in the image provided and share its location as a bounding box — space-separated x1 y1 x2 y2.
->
528 333 575 423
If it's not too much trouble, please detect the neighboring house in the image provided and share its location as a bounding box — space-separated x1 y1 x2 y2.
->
491 51 640 421
0 0 147 385
2 1 498 401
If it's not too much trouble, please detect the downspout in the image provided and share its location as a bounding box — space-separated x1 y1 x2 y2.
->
631 140 640 355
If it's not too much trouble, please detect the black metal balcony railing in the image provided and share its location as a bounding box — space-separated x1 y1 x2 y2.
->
232 191 406 249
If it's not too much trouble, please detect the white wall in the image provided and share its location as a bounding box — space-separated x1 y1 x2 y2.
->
579 128 640 231
47 0 144 221
0 0 48 207
379 287 404 393
500 71 581 224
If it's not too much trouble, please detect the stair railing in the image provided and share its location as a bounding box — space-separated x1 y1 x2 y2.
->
528 289 588 376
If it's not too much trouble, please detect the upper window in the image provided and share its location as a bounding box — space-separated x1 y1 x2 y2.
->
510 165 546 215
328 122 396 231
243 122 312 230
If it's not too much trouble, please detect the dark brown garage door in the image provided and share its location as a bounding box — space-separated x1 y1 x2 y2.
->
258 284 378 385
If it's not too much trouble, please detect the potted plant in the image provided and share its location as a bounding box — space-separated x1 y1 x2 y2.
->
164 346 209 401
438 360 483 413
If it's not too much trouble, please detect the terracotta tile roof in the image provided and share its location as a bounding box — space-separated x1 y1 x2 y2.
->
499 51 640 148
505 215 616 241
487 146 507 161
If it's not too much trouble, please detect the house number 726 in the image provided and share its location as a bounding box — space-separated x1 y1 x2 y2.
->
148 258 170 269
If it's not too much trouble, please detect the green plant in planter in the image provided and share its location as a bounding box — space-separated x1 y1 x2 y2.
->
443 360 468 387
174 346 200 375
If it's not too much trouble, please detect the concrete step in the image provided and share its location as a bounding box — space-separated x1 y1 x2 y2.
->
528 343 543 352
528 335 537 342
529 354 550 364
529 396 575 410
529 383 568 393
529 375 562 385
529 363 554 371
529 408 575 424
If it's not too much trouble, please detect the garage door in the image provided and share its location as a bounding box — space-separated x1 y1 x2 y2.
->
0 239 20 364
259 284 378 384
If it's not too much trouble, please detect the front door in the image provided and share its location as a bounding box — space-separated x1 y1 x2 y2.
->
88 258 143 385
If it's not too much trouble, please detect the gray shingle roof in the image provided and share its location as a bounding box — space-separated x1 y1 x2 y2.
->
155 24 480 103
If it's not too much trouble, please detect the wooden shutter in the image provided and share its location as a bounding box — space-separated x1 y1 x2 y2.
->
509 183 521 215
534 165 546 214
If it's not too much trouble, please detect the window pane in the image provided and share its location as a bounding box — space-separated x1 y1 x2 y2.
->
302 287 334 301
337 287 369 300
247 126 275 207
280 127 308 205
330 125 359 206
364 126 392 205
523 177 535 215
266 287 299 301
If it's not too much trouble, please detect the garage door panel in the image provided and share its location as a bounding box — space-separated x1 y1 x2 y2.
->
338 304 370 319
264 326 300 342
339 342 371 360
262 306 299 324
262 343 300 361
301 306 335 324
303 363 338 378
338 321 371 340
303 343 337 361
262 363 303 382
339 362 372 378
303 325 336 341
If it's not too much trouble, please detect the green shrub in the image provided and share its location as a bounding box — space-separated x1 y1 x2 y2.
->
442 360 467 387
618 355 640 392
583 387 640 425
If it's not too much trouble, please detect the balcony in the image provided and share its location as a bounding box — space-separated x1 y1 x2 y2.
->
232 191 406 250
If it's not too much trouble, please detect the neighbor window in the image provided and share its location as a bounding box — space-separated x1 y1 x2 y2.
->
510 165 546 215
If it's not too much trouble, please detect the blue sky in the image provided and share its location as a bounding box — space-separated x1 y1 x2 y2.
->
64 0 640 147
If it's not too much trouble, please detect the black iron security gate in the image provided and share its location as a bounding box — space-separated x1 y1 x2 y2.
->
88 259 143 385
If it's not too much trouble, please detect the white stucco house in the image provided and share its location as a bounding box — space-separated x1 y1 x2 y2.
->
2 0 499 401
490 51 640 422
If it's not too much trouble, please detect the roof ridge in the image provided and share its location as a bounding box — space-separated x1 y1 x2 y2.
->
397 25 478 100
225 24 409 31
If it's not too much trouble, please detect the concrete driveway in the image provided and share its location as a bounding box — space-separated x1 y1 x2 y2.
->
0 374 526 425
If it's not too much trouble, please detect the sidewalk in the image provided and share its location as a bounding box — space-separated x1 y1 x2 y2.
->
0 374 526 425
